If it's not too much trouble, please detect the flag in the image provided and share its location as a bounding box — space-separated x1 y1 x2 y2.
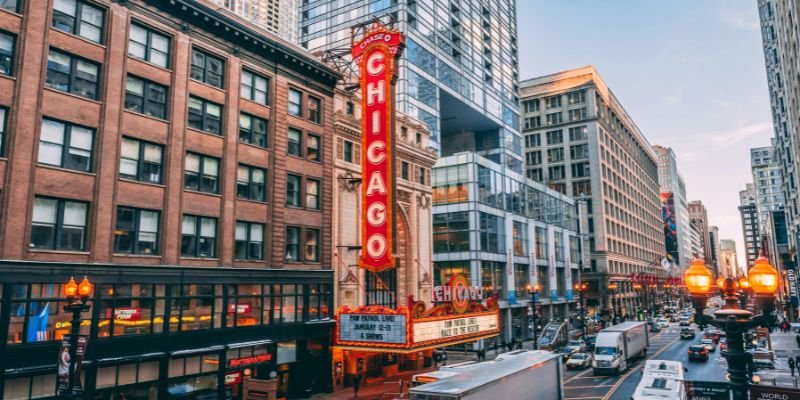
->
26 302 50 342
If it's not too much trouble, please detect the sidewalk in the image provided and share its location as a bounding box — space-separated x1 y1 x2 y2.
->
309 367 437 400
759 329 800 388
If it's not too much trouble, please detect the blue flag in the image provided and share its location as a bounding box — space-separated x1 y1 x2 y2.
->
26 302 50 342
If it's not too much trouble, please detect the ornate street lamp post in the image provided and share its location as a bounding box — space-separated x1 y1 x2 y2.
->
527 284 540 350
685 254 778 399
575 282 588 338
608 282 618 323
61 276 93 399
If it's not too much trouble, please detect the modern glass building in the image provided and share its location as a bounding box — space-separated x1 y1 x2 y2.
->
300 0 523 171
432 152 580 343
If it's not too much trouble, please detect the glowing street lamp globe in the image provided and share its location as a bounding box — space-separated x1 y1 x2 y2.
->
684 259 712 295
748 256 779 296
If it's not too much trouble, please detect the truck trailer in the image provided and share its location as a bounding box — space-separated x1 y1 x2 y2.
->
409 350 563 400
592 321 649 375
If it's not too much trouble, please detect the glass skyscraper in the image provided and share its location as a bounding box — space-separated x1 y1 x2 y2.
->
300 0 522 171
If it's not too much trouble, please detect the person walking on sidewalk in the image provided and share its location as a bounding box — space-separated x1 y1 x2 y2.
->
789 357 795 377
795 355 800 371
353 374 362 398
796 333 800 348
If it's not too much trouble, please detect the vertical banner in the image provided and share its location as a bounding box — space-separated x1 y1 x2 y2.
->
548 226 557 300
787 262 799 307
505 214 516 304
564 231 573 301
527 221 538 302
56 335 88 397
352 23 404 273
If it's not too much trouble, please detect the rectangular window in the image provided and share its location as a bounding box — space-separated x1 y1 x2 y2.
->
45 49 100 99
181 215 217 258
235 221 264 260
119 137 162 183
305 178 320 210
525 134 541 147
343 140 353 162
432 212 470 253
286 174 301 207
184 153 219 194
239 113 268 148
569 126 588 141
285 226 300 262
30 197 88 250
305 228 320 262
307 96 321 123
568 108 587 122
128 23 170 68
0 107 6 157
114 207 159 254
237 164 266 201
523 116 540 130
190 48 224 88
527 168 543 182
401 161 409 180
287 127 302 156
1 1 19 13
0 31 14 76
187 96 222 135
570 144 589 160
567 90 585 105
169 284 220 331
525 151 541 166
545 96 561 109
546 130 562 145
38 118 94 172
523 99 539 113
571 162 590 178
124 75 167 119
546 112 562 125
418 167 426 185
288 88 302 117
52 0 104 44
306 134 320 161
240 69 268 105
548 165 565 180
536 227 547 259
547 148 564 163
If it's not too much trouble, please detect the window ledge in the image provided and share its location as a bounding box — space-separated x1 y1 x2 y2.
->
122 109 170 124
184 189 222 198
28 248 90 255
113 253 162 258
236 197 269 206
127 56 172 73
240 98 271 109
120 177 166 188
43 87 102 105
180 256 220 261
51 27 107 49
0 73 16 81
37 163 97 177
186 126 224 138
238 140 271 152
189 78 226 93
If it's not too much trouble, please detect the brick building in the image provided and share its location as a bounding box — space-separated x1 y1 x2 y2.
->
0 0 339 398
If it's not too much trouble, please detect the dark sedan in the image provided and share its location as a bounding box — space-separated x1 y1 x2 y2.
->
688 344 709 361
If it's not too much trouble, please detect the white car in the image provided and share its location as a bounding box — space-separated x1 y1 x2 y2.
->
565 340 585 353
565 352 592 369
656 318 670 328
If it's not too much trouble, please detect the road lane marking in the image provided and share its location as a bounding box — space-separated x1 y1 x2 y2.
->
565 397 603 400
601 334 681 400
566 385 614 389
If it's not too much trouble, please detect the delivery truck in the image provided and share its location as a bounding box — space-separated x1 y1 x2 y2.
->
632 359 687 400
409 350 563 400
592 321 649 375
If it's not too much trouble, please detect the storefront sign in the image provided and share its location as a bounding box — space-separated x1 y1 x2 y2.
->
338 313 408 344
56 334 88 397
750 385 800 400
353 22 404 273
228 353 272 368
413 313 499 344
228 304 252 314
684 380 729 400
787 266 799 307
547 226 557 300
432 275 482 306
225 372 243 385
113 307 141 321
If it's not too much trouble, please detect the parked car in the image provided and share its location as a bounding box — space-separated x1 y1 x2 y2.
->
565 352 593 370
700 338 716 352
688 344 709 361
680 328 695 340
565 340 585 353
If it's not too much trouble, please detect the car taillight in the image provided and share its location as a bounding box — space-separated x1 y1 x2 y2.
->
702 350 708 354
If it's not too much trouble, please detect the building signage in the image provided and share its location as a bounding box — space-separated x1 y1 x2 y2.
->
751 385 800 400
107 307 141 321
505 214 516 304
563 230 573 301
338 313 408 344
56 335 88 397
684 380 729 400
228 304 252 314
528 222 538 300
353 22 404 273
228 353 272 368
432 274 482 313
413 314 499 344
225 372 243 386
788 267 800 307
547 226 557 300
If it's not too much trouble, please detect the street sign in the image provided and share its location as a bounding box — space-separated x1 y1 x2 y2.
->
684 380 729 400
751 385 800 400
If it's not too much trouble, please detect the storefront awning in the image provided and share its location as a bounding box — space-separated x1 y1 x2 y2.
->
334 332 499 354
226 339 272 349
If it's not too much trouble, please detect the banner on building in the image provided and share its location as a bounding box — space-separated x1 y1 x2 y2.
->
548 226 557 300
353 22 404 273
564 230 573 301
661 192 680 267
505 214 516 304
528 222 538 302
55 334 88 397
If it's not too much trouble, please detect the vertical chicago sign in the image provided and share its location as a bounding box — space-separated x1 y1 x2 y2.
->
352 22 404 273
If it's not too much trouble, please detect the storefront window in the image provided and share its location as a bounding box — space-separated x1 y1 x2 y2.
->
277 341 297 364
95 360 159 400
3 374 56 399
308 284 331 321
169 284 222 332
168 354 219 398
226 284 264 327
272 284 304 324
7 283 90 344
97 283 166 337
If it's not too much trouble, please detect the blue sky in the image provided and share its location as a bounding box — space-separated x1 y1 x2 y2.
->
517 0 773 267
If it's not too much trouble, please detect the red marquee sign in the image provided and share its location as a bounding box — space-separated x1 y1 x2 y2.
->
353 22 404 273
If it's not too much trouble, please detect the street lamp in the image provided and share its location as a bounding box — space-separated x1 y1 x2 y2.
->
685 254 778 399
608 282 618 324
575 282 588 338
633 283 643 320
61 276 93 398
527 284 540 350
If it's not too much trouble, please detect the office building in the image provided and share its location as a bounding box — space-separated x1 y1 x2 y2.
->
758 0 800 243
751 143 785 238
688 218 705 262
653 145 691 267
206 0 300 43
688 200 711 265
708 225 721 276
739 203 761 267
719 239 741 278
0 0 339 397
519 66 664 321
300 0 523 173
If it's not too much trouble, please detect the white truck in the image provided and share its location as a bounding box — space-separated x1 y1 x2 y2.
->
592 321 649 375
409 350 563 400
632 360 687 400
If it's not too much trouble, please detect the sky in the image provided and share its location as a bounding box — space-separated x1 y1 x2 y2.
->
517 0 774 267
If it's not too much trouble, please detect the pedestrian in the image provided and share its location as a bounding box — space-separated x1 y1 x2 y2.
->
795 355 800 370
796 334 800 348
353 374 362 398
789 357 796 377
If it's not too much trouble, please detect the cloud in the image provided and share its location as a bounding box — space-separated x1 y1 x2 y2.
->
703 121 773 147
719 14 760 31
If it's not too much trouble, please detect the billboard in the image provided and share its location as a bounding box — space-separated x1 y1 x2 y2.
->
661 192 679 266
353 22 404 273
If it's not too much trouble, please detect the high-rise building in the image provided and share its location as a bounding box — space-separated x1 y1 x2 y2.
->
688 200 711 265
751 143 785 237
653 145 691 267
688 218 705 262
740 183 757 206
739 202 761 267
757 0 800 242
519 66 664 321
206 0 300 43
0 0 339 397
719 240 741 278
708 225 721 276
299 0 523 170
